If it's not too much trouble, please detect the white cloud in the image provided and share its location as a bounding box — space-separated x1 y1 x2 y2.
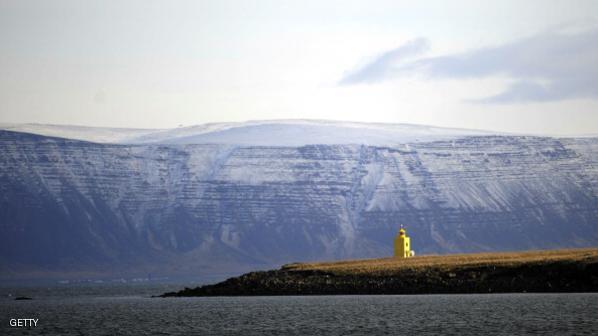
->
341 28 598 103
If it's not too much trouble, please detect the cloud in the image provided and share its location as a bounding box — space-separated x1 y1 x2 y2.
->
340 28 598 103
339 38 429 85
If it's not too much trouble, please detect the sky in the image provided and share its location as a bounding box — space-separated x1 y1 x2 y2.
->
0 0 597 135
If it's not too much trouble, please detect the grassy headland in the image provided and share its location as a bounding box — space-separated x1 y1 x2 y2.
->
161 248 598 297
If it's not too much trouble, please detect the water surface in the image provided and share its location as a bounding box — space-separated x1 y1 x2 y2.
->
1 286 596 335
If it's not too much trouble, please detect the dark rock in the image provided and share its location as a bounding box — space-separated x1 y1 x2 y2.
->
161 256 598 297
14 296 33 300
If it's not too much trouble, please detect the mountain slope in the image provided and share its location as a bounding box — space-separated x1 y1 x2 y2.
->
0 123 162 144
127 120 496 146
0 120 495 146
0 127 597 279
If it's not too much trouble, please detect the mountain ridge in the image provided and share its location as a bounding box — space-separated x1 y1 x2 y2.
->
0 119 501 145
1 128 596 280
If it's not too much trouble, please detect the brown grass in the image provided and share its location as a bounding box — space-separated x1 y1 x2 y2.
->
283 248 598 275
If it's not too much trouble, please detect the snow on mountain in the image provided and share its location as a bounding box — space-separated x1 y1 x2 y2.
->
131 120 497 146
0 120 497 146
1 127 596 279
0 123 162 143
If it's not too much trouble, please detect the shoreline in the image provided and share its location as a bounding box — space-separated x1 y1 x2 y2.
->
161 248 598 297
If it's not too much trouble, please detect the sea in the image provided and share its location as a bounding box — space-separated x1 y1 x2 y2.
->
1 283 597 335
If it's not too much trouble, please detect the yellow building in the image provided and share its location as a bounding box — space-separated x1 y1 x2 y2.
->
394 228 414 258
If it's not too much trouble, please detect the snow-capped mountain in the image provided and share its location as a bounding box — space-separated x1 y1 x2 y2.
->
0 120 495 145
0 121 596 280
127 120 497 146
0 122 163 144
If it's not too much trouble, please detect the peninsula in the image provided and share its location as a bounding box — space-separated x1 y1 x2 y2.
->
161 248 598 297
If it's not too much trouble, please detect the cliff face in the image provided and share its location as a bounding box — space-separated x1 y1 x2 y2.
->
0 129 597 278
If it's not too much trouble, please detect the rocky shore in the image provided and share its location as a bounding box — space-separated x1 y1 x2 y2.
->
161 248 598 297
